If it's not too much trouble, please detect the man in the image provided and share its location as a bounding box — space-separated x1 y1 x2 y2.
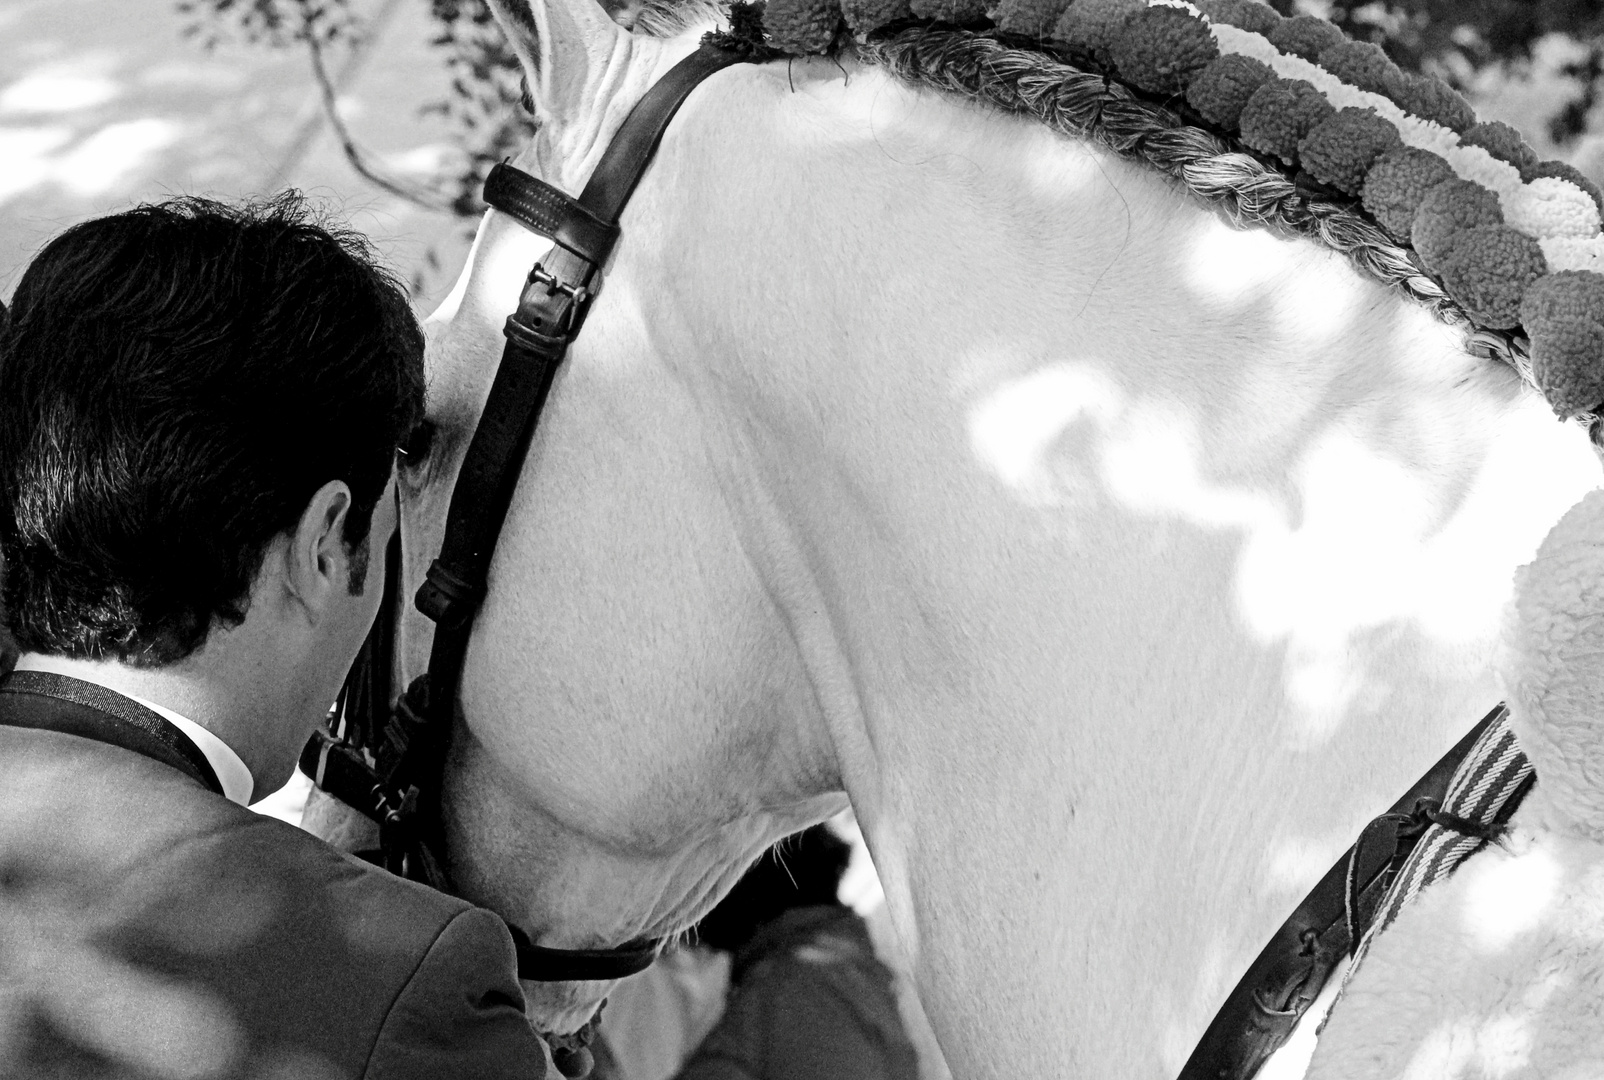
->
0 196 547 1078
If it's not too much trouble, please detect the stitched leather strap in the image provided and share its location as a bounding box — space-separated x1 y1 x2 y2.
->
484 165 619 264
0 670 225 797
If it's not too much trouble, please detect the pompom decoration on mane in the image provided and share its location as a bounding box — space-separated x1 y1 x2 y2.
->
721 0 1604 424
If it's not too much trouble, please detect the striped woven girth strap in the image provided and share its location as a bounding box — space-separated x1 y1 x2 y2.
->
1349 704 1535 973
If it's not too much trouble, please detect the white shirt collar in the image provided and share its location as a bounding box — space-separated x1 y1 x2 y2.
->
12 654 256 806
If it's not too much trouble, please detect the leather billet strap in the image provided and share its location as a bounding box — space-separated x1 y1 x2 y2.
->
1177 704 1513 1080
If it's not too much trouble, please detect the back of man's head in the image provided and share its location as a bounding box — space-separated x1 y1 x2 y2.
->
0 193 424 666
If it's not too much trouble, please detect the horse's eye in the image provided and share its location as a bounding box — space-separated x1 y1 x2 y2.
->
398 419 437 468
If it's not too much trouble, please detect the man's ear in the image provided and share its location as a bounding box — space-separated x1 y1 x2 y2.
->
485 0 629 139
284 480 355 623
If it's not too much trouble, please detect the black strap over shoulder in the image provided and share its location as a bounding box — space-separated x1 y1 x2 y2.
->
1177 705 1509 1080
307 40 759 993
1 669 225 798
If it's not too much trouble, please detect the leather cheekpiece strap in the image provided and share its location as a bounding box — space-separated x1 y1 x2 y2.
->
307 41 762 989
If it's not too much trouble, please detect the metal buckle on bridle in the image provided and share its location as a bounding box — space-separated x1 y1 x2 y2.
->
529 262 590 307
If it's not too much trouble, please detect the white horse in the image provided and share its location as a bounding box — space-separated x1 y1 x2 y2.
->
357 2 1604 1075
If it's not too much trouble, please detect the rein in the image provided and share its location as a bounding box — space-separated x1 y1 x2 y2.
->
300 39 757 995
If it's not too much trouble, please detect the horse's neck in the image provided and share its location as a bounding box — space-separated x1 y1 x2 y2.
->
605 57 1602 1077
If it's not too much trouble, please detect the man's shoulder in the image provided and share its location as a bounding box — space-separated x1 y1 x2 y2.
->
1 725 542 1079
2 721 468 941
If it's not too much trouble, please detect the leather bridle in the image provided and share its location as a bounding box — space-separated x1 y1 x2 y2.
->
301 38 759 989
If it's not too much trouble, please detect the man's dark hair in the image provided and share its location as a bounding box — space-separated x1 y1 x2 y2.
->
0 193 425 665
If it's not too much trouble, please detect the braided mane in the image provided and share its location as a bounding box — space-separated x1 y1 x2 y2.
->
854 26 1541 394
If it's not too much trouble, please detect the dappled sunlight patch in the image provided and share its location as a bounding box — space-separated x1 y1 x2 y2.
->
0 117 182 205
1461 843 1563 954
1282 649 1366 740
1262 831 1347 895
1 899 244 1079
1101 400 1280 532
962 350 1592 741
136 61 251 93
1401 1014 1534 1080
1270 245 1374 346
966 361 1121 507
54 118 183 197
0 71 118 114
381 142 462 179
0 126 72 202
1183 216 1297 307
1236 424 1431 646
470 222 553 324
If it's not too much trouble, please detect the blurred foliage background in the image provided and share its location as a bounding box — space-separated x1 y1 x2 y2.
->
176 0 531 221
1306 0 1604 145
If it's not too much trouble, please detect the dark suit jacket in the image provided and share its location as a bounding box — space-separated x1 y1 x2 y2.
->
0 679 546 1080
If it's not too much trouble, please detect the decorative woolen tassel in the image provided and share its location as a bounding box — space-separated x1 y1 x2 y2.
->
1265 14 1346 63
1361 146 1457 242
1461 121 1540 173
1395 72 1476 134
1107 5 1219 97
1298 106 1401 195
841 0 911 33
1053 0 1145 68
908 0 988 23
763 0 844 53
1317 39 1407 100
1411 178 1502 267
1526 160 1604 217
1185 53 1274 130
1238 77 1334 165
1524 271 1604 417
1194 0 1280 35
1429 225 1547 329
993 0 1074 39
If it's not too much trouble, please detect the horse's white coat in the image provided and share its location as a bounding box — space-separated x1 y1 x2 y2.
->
395 12 1604 1075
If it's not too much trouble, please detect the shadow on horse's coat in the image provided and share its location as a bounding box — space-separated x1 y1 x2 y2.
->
308 3 1604 1075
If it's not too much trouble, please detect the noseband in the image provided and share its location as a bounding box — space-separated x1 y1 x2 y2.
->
301 39 758 992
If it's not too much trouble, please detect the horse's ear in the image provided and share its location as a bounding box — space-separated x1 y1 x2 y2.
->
485 0 628 138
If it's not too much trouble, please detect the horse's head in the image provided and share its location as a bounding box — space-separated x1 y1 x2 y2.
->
396 0 851 1034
